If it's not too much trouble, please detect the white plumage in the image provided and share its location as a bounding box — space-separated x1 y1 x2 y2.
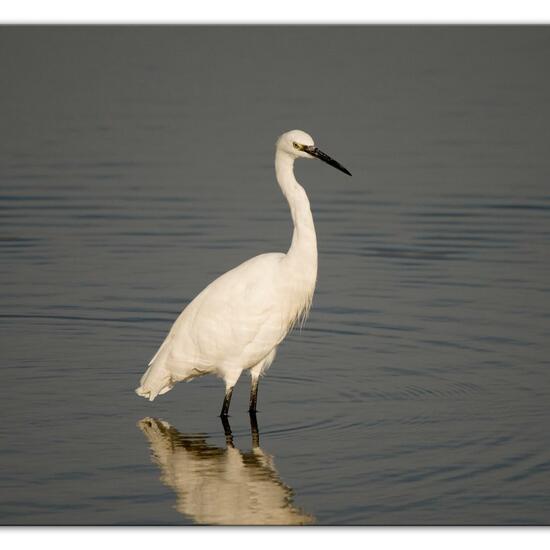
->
135 129 351 415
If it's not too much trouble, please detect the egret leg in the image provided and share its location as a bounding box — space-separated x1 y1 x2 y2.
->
220 415 234 448
249 376 260 413
249 411 260 448
220 371 241 417
220 386 234 417
248 352 274 413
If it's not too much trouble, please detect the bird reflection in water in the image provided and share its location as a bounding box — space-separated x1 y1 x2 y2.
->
138 414 314 525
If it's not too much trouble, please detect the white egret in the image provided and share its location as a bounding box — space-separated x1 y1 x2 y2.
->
136 129 351 416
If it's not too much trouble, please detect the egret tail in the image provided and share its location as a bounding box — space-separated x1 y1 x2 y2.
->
135 364 173 402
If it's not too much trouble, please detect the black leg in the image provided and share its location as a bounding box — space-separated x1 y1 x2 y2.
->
220 415 234 448
249 411 260 448
249 377 259 413
220 386 234 417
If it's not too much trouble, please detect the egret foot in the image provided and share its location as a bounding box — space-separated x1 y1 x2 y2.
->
220 415 234 447
249 411 260 448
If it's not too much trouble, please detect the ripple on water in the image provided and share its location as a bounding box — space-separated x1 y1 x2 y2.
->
336 379 485 403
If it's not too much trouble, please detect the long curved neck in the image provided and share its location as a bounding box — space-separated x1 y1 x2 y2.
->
275 149 318 272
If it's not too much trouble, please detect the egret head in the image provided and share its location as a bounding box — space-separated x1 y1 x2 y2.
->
276 129 351 176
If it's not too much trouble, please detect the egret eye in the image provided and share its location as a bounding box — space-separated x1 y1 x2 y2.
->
293 142 300 150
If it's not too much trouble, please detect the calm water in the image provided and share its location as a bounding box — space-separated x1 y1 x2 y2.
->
1 26 550 525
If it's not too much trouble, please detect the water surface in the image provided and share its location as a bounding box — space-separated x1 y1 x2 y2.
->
1 26 550 525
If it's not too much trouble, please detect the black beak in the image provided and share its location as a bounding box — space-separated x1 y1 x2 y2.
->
304 146 352 176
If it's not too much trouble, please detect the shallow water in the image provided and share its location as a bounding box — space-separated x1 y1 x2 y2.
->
1 26 550 525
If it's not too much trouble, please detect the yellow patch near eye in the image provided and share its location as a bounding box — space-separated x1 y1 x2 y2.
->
293 142 301 150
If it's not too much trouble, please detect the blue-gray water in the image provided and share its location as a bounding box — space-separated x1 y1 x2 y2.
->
1 26 550 525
